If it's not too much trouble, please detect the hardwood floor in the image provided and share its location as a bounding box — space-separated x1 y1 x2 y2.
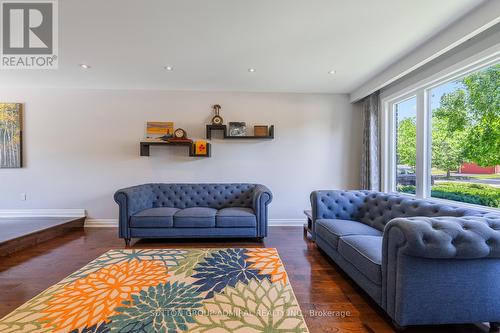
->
0 226 491 333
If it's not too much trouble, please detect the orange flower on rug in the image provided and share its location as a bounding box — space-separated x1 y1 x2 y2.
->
244 248 288 284
41 259 169 332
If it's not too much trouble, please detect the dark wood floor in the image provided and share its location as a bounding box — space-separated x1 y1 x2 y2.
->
0 226 491 333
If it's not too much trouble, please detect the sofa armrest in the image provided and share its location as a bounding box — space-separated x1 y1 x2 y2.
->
113 184 154 238
383 215 500 259
252 185 273 237
382 215 500 326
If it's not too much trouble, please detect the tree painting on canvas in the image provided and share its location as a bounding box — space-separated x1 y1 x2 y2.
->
0 103 23 168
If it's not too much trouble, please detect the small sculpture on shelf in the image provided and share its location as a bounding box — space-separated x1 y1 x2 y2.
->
167 128 193 143
211 104 224 125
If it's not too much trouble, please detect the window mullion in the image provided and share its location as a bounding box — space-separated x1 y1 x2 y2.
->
415 90 430 198
388 102 396 193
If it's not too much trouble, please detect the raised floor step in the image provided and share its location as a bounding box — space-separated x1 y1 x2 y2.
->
0 217 85 256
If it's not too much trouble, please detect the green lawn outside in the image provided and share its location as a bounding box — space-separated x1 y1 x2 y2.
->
397 182 500 208
466 174 500 180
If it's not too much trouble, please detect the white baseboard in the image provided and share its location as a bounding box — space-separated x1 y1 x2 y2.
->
84 218 305 228
269 219 305 226
85 219 118 227
0 209 86 218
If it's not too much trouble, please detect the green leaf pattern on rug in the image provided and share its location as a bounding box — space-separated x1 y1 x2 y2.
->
170 249 215 277
109 281 204 333
190 278 308 333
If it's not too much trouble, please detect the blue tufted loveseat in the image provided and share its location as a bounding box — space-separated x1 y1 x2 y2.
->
310 190 500 331
114 183 272 245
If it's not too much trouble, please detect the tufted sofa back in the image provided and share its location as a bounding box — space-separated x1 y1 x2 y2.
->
311 190 486 231
148 183 256 209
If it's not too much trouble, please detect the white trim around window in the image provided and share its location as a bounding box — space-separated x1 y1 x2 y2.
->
380 43 500 211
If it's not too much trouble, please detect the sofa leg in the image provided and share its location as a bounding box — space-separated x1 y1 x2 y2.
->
392 321 407 332
490 322 500 332
256 237 264 243
124 238 131 247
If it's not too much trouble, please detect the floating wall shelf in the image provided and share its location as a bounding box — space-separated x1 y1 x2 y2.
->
206 125 274 140
140 140 211 157
140 124 274 158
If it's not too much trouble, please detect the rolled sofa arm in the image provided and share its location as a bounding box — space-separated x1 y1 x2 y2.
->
252 184 273 237
114 184 155 216
384 215 500 259
114 184 154 238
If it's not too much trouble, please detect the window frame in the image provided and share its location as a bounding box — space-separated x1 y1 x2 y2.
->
380 47 500 212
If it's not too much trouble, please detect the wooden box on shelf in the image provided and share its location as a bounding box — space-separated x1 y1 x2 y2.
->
254 125 269 137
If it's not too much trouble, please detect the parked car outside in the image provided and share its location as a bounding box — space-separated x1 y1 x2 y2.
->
397 165 435 186
397 165 416 185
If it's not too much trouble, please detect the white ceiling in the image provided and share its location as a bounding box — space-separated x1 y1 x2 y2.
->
0 0 487 93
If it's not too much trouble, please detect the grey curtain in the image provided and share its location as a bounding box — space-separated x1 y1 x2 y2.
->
360 92 380 191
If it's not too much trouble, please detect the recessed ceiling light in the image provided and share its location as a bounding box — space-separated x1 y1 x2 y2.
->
164 65 174 71
248 68 256 73
79 64 91 69
328 69 336 75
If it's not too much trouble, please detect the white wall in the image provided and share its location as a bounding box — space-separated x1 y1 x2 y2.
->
0 90 362 220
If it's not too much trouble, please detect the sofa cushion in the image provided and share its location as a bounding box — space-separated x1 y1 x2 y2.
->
216 207 257 228
315 219 382 249
338 235 382 285
130 207 179 228
174 207 217 228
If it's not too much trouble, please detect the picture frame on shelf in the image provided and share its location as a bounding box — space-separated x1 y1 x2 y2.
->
146 122 174 139
228 122 247 137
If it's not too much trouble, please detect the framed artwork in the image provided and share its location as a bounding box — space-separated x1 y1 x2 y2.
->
0 103 23 168
228 122 247 136
146 122 174 137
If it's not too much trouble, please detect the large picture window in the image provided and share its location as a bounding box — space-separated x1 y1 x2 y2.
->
383 60 499 209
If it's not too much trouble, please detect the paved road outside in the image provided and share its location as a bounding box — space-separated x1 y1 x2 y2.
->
434 173 500 188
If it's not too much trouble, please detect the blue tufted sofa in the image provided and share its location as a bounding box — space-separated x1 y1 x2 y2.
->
310 190 500 330
114 183 272 245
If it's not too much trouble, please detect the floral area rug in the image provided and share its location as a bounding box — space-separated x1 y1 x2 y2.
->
0 248 309 333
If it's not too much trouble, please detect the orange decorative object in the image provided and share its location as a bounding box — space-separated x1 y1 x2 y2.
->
244 248 288 284
41 260 169 332
195 140 207 155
